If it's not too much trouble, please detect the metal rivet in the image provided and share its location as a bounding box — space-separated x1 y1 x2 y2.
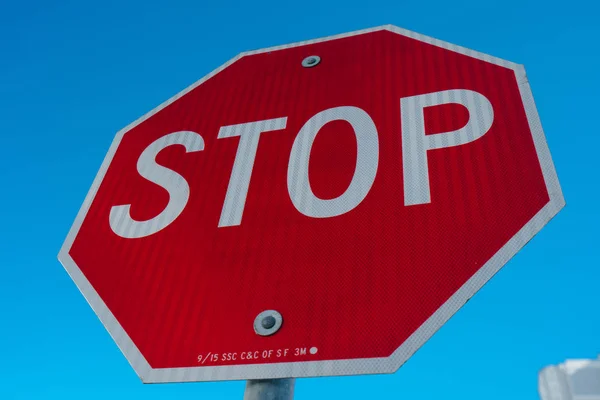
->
254 310 283 336
302 55 321 68
261 315 276 329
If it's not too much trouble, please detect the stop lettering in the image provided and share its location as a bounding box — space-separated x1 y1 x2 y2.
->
109 89 493 238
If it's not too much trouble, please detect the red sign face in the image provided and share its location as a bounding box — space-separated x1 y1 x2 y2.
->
59 26 564 382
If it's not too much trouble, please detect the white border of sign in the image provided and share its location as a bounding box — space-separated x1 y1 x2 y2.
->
58 24 565 383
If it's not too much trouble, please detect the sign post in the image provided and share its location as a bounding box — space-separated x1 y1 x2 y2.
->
59 25 564 388
244 378 295 400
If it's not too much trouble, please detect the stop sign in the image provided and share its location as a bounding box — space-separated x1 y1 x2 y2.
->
59 25 564 383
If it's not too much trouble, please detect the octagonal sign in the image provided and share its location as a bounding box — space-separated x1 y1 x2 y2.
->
59 25 564 383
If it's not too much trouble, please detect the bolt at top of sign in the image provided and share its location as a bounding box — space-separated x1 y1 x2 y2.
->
302 55 321 67
58 25 564 383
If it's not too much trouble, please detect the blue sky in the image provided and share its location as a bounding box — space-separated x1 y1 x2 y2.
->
1 1 598 399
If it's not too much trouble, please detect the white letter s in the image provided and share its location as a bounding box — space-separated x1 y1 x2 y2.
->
109 131 204 239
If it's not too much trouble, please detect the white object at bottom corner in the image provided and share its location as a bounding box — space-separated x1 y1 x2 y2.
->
539 356 600 400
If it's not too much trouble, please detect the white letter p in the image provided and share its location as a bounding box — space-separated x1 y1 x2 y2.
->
401 89 494 206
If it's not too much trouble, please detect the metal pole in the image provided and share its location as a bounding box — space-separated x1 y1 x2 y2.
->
243 378 295 400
